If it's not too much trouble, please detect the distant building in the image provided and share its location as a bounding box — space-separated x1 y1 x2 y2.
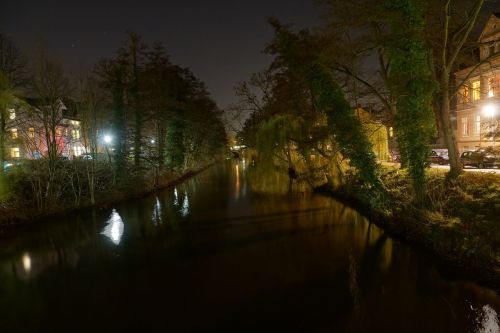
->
454 14 500 153
5 98 85 160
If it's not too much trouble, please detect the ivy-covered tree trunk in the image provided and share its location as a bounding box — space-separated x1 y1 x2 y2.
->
306 64 382 189
386 0 436 201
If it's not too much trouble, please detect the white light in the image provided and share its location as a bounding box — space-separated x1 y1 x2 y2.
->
151 139 155 144
101 209 124 245
152 197 162 225
22 253 31 272
483 104 496 118
181 191 190 217
173 187 179 206
103 135 113 144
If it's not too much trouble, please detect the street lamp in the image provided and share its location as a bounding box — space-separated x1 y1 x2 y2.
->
483 104 496 118
104 135 113 145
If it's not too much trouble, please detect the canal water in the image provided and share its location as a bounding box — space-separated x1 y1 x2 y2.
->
0 161 499 332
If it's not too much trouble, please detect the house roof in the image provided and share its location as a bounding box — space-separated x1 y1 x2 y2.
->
479 14 500 41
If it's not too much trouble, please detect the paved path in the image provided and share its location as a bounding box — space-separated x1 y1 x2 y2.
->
381 162 500 174
430 164 500 174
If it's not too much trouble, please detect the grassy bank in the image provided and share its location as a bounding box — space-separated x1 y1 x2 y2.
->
317 168 500 290
0 161 214 236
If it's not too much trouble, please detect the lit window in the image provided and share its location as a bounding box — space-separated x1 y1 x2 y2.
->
462 117 469 136
389 127 394 138
488 78 495 98
72 129 80 139
11 128 18 139
73 146 84 156
472 81 481 101
475 116 481 135
28 128 35 139
9 109 15 120
10 147 20 158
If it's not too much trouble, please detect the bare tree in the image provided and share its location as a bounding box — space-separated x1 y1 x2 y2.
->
427 0 486 177
76 75 104 204
30 45 71 201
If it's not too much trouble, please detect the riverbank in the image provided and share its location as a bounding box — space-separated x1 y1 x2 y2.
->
0 162 214 237
317 168 500 291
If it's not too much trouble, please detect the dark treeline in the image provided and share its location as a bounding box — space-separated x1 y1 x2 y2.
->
0 32 227 216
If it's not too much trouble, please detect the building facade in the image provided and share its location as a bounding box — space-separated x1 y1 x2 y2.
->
5 99 85 161
454 14 500 153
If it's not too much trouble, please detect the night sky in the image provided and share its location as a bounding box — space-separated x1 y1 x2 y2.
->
1 0 320 108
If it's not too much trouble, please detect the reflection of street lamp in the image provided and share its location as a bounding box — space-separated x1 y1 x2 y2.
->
482 104 497 147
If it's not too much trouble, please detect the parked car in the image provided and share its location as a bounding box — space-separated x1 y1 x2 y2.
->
460 150 498 169
428 149 449 165
77 153 109 162
3 160 22 172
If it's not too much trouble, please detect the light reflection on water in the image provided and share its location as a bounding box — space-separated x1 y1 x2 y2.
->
181 191 190 217
476 305 500 333
101 209 124 245
152 197 162 225
173 187 179 206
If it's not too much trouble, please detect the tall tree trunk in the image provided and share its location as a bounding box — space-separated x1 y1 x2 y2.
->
439 80 462 177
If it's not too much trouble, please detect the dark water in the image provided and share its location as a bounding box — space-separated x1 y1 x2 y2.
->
0 161 499 332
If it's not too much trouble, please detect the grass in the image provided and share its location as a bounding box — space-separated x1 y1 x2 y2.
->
323 167 500 288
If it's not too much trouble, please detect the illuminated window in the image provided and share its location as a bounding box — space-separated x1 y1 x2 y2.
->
11 128 18 139
475 116 481 135
28 127 35 139
462 117 469 136
72 129 80 139
461 86 470 103
472 81 481 101
389 127 394 138
10 147 20 158
9 109 15 120
488 78 495 97
73 146 84 156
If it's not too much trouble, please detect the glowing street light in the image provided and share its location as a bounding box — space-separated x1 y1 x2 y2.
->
103 134 113 145
483 104 497 118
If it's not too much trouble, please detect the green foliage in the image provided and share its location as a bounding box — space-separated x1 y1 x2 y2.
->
256 115 304 162
266 21 382 189
97 35 228 174
374 168 500 266
385 0 437 200
306 62 381 189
